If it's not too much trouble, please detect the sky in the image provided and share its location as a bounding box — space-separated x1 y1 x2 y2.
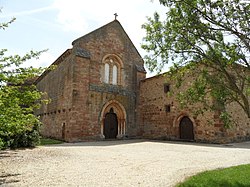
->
0 0 167 77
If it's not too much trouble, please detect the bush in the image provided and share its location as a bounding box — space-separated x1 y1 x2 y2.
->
0 123 40 149
0 138 4 149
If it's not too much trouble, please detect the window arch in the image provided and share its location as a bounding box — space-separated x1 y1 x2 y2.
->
102 54 123 85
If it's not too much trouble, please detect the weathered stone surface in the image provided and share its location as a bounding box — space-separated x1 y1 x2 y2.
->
35 20 249 144
138 71 250 143
36 20 145 142
75 47 91 58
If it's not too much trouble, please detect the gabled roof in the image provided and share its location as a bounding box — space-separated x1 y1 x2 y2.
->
72 19 143 60
35 49 72 84
35 20 145 84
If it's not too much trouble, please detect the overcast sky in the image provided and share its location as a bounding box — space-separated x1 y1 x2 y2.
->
0 0 167 77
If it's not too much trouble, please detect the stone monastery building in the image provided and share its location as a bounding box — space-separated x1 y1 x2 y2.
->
35 20 250 143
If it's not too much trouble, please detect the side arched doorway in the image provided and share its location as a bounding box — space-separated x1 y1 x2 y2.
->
104 108 118 139
100 100 126 139
179 116 194 141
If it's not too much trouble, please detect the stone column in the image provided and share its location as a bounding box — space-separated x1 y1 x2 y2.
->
119 119 125 136
100 118 105 139
123 120 126 135
118 118 121 135
117 118 123 139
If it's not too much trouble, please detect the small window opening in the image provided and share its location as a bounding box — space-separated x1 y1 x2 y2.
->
165 105 171 112
164 83 170 93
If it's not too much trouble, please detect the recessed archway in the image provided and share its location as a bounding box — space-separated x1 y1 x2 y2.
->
179 116 194 141
173 113 196 141
100 100 126 139
104 108 118 139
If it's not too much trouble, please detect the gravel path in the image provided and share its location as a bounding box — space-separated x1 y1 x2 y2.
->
1 140 250 187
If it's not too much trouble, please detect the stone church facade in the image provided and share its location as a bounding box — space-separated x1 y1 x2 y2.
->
35 20 146 142
35 20 250 143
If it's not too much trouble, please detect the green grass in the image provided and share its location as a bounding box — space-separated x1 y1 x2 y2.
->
176 164 250 187
39 138 63 145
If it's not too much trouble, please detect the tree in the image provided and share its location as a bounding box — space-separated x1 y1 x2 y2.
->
0 17 45 149
142 0 250 124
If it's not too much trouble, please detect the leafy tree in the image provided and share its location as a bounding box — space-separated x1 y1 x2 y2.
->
142 0 250 124
0 17 45 149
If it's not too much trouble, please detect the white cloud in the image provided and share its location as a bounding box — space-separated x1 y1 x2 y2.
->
51 0 167 77
1 0 167 77
0 6 55 18
35 52 57 68
52 0 166 38
52 0 91 33
22 51 56 68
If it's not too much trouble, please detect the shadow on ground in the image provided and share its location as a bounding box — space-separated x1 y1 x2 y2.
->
43 139 145 147
0 173 20 185
42 139 250 150
0 151 19 159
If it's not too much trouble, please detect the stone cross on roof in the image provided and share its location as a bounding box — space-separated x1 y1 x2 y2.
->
114 13 118 20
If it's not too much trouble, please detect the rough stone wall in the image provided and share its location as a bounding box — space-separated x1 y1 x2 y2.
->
72 20 145 90
66 55 93 141
69 20 145 140
138 72 249 143
36 51 74 141
35 19 249 143
36 20 146 142
225 102 250 142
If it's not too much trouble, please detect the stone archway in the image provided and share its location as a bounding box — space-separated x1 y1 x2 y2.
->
179 116 194 141
173 113 196 141
104 108 118 139
100 100 126 139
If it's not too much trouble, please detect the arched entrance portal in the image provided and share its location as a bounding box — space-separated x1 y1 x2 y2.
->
104 108 118 139
179 116 194 140
100 100 126 139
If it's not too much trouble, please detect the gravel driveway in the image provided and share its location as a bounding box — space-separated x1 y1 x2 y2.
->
1 140 250 187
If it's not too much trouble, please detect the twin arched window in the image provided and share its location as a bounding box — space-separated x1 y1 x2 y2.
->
103 55 123 85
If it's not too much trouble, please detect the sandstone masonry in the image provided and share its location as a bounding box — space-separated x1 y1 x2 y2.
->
35 20 250 143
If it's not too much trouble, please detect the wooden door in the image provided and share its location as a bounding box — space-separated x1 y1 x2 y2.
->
104 111 118 139
180 116 194 140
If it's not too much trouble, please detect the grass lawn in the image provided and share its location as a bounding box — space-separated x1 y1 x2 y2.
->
176 164 250 187
39 138 63 145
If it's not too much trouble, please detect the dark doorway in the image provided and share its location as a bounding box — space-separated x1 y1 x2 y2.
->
104 108 118 139
62 123 66 140
179 116 194 141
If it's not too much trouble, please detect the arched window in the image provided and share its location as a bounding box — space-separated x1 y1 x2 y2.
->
104 63 109 83
102 54 123 85
112 65 118 85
